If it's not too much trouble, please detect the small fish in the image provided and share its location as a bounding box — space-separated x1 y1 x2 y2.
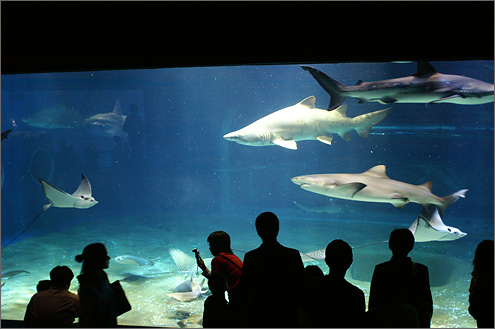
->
114 255 154 266
1 129 12 141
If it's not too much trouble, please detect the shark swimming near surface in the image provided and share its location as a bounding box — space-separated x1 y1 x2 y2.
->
40 174 98 211
223 96 391 150
84 100 127 138
301 62 494 110
291 165 468 214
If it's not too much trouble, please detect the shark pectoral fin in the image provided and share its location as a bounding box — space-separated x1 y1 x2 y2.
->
336 182 366 198
378 97 398 104
272 138 297 150
337 131 352 142
430 94 462 104
390 193 409 208
316 135 333 146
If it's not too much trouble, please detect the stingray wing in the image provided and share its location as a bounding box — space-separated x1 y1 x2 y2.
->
40 179 78 208
72 174 92 197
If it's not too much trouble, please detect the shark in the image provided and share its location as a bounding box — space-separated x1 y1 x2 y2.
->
301 61 494 110
166 276 207 302
223 96 391 150
22 104 82 129
409 204 467 242
40 174 98 211
291 165 468 214
84 100 127 138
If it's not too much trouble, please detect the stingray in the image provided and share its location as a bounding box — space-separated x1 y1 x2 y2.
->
409 204 467 242
169 248 212 275
300 205 467 262
114 255 154 266
40 174 98 211
166 276 207 302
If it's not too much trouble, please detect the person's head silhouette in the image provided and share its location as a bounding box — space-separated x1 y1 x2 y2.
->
255 212 279 242
388 228 415 258
325 239 353 276
49 266 74 289
208 271 228 296
75 243 110 273
207 231 233 256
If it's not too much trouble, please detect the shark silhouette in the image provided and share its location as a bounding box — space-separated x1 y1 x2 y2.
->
291 165 467 214
302 61 494 110
224 96 391 150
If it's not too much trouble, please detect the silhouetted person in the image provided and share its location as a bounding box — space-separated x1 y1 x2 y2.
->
368 228 432 327
300 239 365 327
203 271 229 328
238 211 304 327
123 104 144 160
24 266 79 327
36 280 52 292
468 239 494 328
195 231 243 303
76 243 117 327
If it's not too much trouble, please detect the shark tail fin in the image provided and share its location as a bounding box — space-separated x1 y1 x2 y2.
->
301 66 347 110
439 189 468 215
353 107 393 138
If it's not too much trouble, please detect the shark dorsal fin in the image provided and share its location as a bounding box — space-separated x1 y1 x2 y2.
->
363 165 389 178
333 104 348 116
72 174 92 197
298 96 316 109
419 181 433 191
413 61 437 77
355 80 364 86
112 100 122 115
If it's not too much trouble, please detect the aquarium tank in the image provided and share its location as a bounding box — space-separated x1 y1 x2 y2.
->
1 60 493 328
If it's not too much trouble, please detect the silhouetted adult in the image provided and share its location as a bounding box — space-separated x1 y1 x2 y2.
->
195 231 243 304
76 243 117 327
202 271 230 328
122 104 144 160
468 239 494 328
24 266 79 327
368 228 432 327
238 211 304 327
300 239 365 327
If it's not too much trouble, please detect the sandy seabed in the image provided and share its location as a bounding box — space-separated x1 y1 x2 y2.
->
1 213 480 328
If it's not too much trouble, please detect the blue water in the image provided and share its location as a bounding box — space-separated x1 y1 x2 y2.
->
1 61 493 327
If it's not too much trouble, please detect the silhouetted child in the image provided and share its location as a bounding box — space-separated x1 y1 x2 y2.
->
368 228 432 327
203 271 229 328
36 280 52 292
468 239 494 328
24 266 79 327
300 239 365 327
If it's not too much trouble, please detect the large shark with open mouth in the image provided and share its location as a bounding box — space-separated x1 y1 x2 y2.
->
291 165 467 214
223 96 391 150
40 174 98 211
302 62 494 110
